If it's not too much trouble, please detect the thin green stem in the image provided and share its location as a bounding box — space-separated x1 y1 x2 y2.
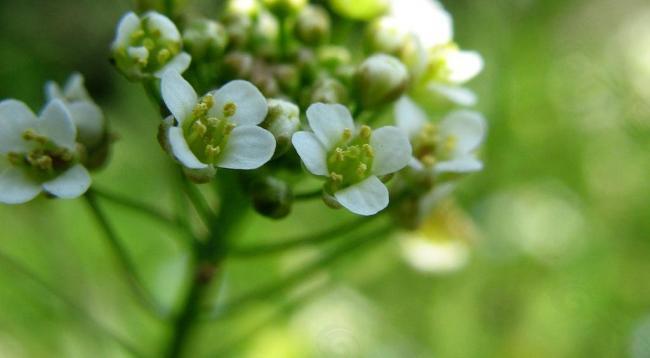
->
92 186 193 241
230 217 373 258
278 17 289 60
0 250 145 358
204 222 394 321
85 191 168 319
180 175 217 231
293 187 323 200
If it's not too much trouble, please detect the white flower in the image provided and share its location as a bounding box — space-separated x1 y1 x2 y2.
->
292 103 411 216
395 96 486 175
111 11 191 80
387 0 453 50
45 73 105 149
429 45 484 85
0 99 91 204
160 71 275 176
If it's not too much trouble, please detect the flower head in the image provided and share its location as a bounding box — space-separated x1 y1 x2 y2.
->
387 0 453 50
161 71 276 180
292 103 411 215
0 99 91 204
395 96 486 175
111 11 191 81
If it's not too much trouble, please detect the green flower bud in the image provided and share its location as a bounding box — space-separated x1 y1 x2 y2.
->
226 0 261 17
262 0 307 17
273 64 301 93
356 54 409 108
295 5 330 45
329 0 388 20
223 51 254 79
366 17 409 54
317 45 351 72
250 66 280 97
252 11 280 57
304 77 348 106
182 19 228 61
250 176 293 219
262 99 300 157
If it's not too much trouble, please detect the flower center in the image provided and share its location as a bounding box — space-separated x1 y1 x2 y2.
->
411 123 457 167
325 125 375 192
183 95 237 164
124 19 181 72
7 129 75 181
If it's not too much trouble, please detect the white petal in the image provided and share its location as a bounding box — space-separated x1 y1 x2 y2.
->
211 80 268 126
67 102 105 148
334 176 389 216
434 155 483 174
388 0 453 49
38 100 76 150
144 11 181 41
292 131 328 176
0 165 41 204
168 127 207 169
217 126 276 170
44 81 65 101
154 52 192 78
395 96 427 139
42 164 91 199
439 110 487 154
63 73 90 101
370 126 412 176
113 12 140 49
418 182 456 217
0 99 37 153
428 84 477 107
306 103 354 150
161 71 197 124
447 50 484 84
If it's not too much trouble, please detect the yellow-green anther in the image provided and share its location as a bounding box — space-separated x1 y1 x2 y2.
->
223 102 237 117
22 129 48 144
362 144 374 157
359 125 372 139
143 38 155 50
334 147 345 161
347 146 361 158
188 121 207 142
422 155 436 167
130 30 145 40
342 128 352 141
204 144 221 161
151 29 162 38
224 123 236 135
330 172 343 182
35 155 53 171
157 48 171 63
356 163 367 177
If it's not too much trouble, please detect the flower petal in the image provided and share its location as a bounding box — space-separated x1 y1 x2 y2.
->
144 11 181 41
306 103 354 150
63 73 90 101
418 182 456 218
168 127 208 169
439 110 487 154
38 100 76 150
42 164 91 199
113 12 140 49
154 52 192 78
217 126 276 170
434 155 483 174
67 101 105 148
447 50 484 84
292 131 328 176
395 96 427 139
370 126 412 176
0 165 41 204
0 99 37 153
161 71 197 124
334 175 389 216
211 80 268 126
428 84 477 107
44 81 65 101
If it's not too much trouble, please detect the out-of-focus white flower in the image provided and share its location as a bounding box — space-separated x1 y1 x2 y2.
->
387 0 453 50
45 73 105 150
395 96 486 175
428 45 484 85
292 103 411 216
111 12 191 81
160 71 275 180
356 54 410 108
0 99 91 204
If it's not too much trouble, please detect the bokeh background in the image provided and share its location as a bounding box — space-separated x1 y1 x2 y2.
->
1 0 650 356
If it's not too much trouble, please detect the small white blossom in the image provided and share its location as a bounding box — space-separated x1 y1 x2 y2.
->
395 96 486 175
387 0 453 50
160 71 275 177
292 103 412 216
111 11 191 80
45 73 105 149
0 99 91 204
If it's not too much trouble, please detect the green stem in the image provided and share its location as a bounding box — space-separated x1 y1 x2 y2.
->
230 217 373 258
204 222 394 321
0 250 145 357
180 175 217 231
293 187 323 200
85 191 167 319
278 17 289 60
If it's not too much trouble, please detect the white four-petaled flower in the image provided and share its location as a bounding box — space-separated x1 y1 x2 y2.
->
0 99 91 204
161 71 276 176
395 96 486 175
292 103 412 216
112 11 191 80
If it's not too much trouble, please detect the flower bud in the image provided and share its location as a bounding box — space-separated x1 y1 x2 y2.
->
295 5 330 45
223 51 255 79
366 17 409 54
262 99 300 157
182 19 228 61
356 54 409 108
304 77 348 106
262 0 307 17
250 176 293 219
273 64 301 93
317 46 351 72
251 11 280 57
329 0 388 20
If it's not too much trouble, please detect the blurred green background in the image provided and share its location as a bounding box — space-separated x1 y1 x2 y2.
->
1 0 650 357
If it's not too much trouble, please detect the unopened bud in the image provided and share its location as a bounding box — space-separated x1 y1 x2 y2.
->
262 0 307 17
366 17 409 54
329 0 388 20
250 176 293 219
262 99 300 157
356 54 409 108
305 77 348 106
252 11 280 57
223 52 254 79
183 19 228 61
273 64 301 93
295 5 330 45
